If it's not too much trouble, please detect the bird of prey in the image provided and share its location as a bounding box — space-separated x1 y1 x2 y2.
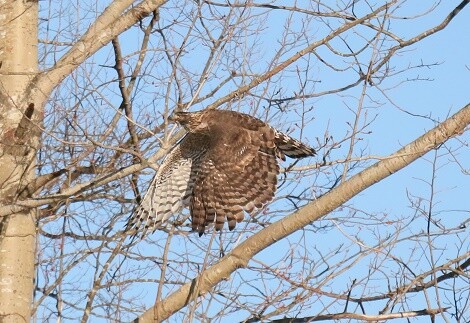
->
127 109 315 237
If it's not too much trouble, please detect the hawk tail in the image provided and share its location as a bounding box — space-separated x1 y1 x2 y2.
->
274 130 316 159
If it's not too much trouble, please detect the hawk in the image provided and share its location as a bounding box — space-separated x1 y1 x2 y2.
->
127 109 315 237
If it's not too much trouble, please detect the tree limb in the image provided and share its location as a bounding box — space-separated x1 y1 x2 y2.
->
270 307 449 322
137 103 470 321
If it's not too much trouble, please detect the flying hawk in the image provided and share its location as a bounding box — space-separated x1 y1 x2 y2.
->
127 109 315 237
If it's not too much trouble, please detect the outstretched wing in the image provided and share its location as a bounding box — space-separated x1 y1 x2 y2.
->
190 124 280 235
126 134 206 237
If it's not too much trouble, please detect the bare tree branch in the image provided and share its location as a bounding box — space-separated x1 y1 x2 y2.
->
138 103 470 321
27 0 168 105
270 307 449 322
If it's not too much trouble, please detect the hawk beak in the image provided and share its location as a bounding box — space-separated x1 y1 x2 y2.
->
168 114 178 123
168 112 188 124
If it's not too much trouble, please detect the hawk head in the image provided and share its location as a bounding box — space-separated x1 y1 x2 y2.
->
169 111 209 133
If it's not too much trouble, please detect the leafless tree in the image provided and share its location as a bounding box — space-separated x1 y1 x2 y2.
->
0 1 469 322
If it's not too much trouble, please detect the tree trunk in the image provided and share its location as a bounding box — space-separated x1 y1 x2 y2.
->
0 1 39 321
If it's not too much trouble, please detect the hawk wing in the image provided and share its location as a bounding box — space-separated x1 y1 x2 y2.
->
190 125 280 235
127 134 206 237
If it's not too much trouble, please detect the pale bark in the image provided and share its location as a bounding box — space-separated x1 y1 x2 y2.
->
0 1 39 321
